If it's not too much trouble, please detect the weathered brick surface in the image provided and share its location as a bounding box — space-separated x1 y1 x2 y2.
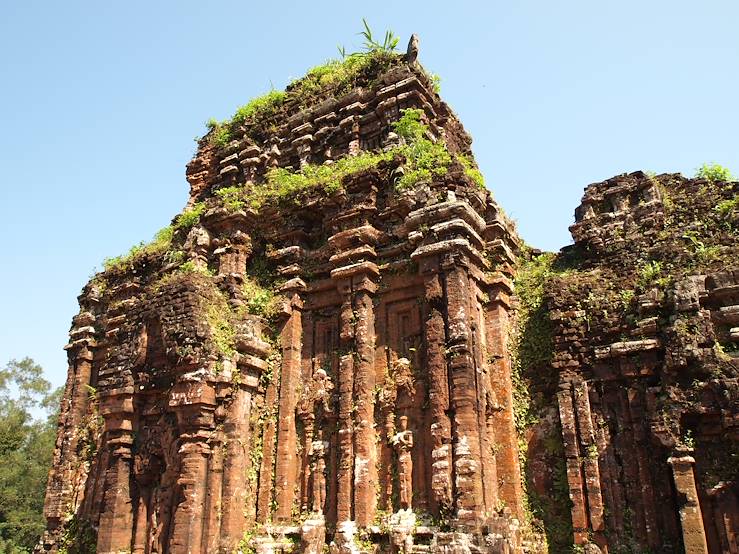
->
39 47 738 554
39 51 524 554
546 172 738 552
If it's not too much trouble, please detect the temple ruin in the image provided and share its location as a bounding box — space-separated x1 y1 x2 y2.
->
39 38 738 554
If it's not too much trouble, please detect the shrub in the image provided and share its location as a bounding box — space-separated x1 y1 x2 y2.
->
637 260 666 288
458 154 485 189
215 186 247 212
206 293 236 358
207 90 286 148
103 226 173 272
288 49 397 105
715 197 738 218
254 149 393 207
392 109 452 190
174 202 205 231
242 278 279 319
695 163 733 182
231 90 287 127
179 260 213 276
392 108 426 141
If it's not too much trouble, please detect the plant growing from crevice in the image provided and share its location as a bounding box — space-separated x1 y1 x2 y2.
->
58 515 97 554
173 202 205 231
205 290 236 359
102 225 173 272
358 18 399 53
695 162 733 183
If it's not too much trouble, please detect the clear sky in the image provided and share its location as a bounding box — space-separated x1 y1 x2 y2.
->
1 0 737 387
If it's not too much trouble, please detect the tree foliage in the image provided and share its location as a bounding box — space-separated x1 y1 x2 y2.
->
0 358 60 553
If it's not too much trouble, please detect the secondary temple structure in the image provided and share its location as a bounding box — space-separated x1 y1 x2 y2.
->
40 40 737 554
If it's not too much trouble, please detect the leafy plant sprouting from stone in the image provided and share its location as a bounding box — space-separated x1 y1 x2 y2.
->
241 277 280 319
636 259 669 289
206 20 458 148
358 18 399 53
695 162 734 183
207 19 403 149
101 202 208 273
103 225 173 272
205 288 237 360
58 515 96 554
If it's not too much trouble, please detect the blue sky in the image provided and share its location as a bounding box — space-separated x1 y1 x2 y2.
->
1 0 737 387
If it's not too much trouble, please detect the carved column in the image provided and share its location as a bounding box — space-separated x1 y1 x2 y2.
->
329 216 381 526
409 198 490 527
273 277 305 521
202 433 223 553
256 378 278 524
668 454 709 554
332 261 379 526
96 389 135 553
352 267 378 526
336 348 354 523
445 261 485 526
167 381 217 554
558 377 609 549
219 386 252 547
419 261 454 515
269 238 307 523
45 313 98 529
483 275 524 518
627 385 660 549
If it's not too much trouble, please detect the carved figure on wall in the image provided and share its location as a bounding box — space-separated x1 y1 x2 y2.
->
391 415 414 510
311 433 328 514
392 357 415 402
312 367 333 413
298 366 334 421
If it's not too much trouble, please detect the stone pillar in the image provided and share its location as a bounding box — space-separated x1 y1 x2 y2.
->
256 378 278 524
131 486 150 553
420 266 454 515
573 381 605 542
444 263 485 527
273 279 305 521
668 454 709 554
96 389 135 554
329 217 382 526
627 385 660 549
351 272 378 527
558 377 609 548
45 318 98 527
557 380 589 545
167 381 217 554
408 198 492 524
220 387 252 548
483 276 524 520
203 435 223 553
170 440 210 553
336 349 354 523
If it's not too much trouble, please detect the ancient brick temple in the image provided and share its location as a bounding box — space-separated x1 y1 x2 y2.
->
41 41 738 554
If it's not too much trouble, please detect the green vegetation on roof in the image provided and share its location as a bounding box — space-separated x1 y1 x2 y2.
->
695 162 734 183
102 226 173 272
208 51 399 148
391 108 453 190
211 108 485 213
